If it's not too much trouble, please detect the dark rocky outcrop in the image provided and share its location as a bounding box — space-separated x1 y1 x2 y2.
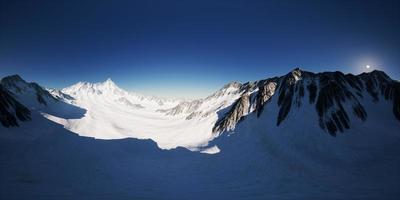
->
360 70 400 121
315 72 367 136
306 79 318 104
213 93 251 133
0 84 31 127
212 77 278 134
276 69 302 126
255 80 277 117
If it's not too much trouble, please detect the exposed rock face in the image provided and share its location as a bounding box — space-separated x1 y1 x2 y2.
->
277 69 303 126
315 72 367 136
359 70 400 121
0 84 31 127
213 78 278 133
212 68 400 137
306 80 318 104
213 93 251 133
255 80 277 116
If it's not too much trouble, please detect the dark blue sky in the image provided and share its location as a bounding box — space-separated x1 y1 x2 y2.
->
1 0 399 98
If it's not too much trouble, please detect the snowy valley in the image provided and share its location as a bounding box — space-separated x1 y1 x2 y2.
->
1 69 400 199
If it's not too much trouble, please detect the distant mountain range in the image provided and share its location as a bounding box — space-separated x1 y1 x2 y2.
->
1 69 399 152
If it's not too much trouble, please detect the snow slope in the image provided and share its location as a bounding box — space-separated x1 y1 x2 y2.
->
1 69 399 154
0 93 399 199
1 69 400 199
51 78 243 151
3 68 399 153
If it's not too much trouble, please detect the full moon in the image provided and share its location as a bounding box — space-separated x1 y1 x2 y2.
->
366 65 371 69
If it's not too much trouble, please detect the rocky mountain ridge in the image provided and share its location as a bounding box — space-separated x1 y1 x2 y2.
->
1 69 399 140
213 68 400 136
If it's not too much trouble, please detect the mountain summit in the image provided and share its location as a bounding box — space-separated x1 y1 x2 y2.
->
61 78 125 96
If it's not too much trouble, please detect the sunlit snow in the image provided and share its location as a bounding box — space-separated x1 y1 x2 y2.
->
43 79 242 152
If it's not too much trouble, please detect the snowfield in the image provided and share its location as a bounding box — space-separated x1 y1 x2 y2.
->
44 78 242 151
1 69 400 199
1 94 399 199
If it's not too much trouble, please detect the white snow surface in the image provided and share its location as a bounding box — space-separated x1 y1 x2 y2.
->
45 79 242 151
1 78 399 199
1 74 400 199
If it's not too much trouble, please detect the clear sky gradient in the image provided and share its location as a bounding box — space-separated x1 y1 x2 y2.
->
1 0 399 98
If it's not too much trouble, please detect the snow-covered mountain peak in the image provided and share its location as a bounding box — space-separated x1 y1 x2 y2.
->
94 78 124 94
282 67 304 83
104 77 114 83
60 78 182 111
206 81 243 100
62 81 91 96
222 81 242 89
62 78 126 97
100 78 117 88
